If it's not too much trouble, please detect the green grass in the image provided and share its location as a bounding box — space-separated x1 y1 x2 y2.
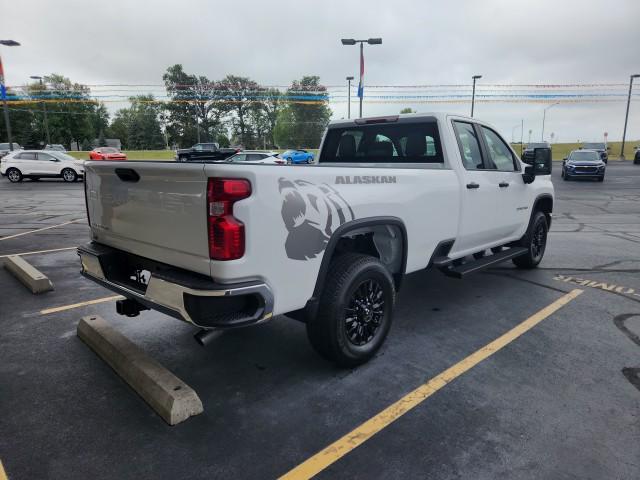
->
66 142 637 162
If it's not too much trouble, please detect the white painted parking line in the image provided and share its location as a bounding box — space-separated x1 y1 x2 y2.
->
40 295 124 315
0 246 77 258
0 219 85 241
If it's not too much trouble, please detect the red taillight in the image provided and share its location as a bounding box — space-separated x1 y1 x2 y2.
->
207 178 251 260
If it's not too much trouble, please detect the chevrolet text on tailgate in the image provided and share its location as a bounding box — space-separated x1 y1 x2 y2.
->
79 113 554 367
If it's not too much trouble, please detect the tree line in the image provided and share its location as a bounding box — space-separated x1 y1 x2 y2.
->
0 65 332 150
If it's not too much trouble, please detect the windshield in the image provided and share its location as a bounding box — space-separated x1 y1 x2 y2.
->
583 143 605 150
569 151 600 161
527 143 548 149
101 147 118 153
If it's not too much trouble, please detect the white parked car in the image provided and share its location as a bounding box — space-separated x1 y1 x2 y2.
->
226 151 285 165
1 150 85 183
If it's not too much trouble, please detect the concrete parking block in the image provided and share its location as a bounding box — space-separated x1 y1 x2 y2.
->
77 315 203 426
3 255 54 293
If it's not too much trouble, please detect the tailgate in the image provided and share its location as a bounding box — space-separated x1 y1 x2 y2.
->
85 162 211 276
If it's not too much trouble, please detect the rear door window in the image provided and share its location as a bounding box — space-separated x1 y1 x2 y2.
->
320 121 443 164
16 152 37 160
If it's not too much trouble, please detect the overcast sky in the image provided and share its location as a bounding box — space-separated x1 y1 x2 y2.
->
2 0 639 142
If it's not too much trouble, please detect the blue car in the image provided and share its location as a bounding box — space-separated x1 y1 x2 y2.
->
562 149 606 182
282 149 314 164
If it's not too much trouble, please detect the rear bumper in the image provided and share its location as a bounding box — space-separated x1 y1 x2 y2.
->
78 242 274 329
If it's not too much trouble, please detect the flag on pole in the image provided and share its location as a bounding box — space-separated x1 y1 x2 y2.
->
357 45 364 99
0 56 6 100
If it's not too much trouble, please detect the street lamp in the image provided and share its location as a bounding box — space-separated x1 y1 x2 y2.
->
541 102 560 141
0 39 20 151
346 76 354 119
341 38 382 118
471 75 482 117
620 74 640 160
30 75 51 145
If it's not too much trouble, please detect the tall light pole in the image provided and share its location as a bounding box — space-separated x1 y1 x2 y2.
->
30 75 51 145
470 75 482 117
341 38 382 118
346 76 354 119
0 39 20 151
541 102 560 141
620 74 640 160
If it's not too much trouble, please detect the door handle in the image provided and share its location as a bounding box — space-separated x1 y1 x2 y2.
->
499 181 510 188
466 182 480 189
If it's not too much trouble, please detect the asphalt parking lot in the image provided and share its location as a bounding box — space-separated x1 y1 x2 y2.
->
1 163 639 479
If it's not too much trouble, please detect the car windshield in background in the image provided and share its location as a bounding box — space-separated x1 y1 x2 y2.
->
569 151 600 161
527 143 548 149
320 121 443 164
101 148 118 153
583 143 605 150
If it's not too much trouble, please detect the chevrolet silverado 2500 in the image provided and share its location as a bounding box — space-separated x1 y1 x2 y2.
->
79 113 554 367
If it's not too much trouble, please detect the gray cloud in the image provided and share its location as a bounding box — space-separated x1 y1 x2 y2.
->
2 0 639 141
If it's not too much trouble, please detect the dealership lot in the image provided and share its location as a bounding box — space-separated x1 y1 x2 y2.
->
1 164 639 479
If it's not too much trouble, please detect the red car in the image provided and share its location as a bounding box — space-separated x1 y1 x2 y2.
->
89 147 127 161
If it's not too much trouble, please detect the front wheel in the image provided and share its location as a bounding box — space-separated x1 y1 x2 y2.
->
62 168 78 182
6 168 23 183
597 175 604 182
513 211 548 269
306 253 396 367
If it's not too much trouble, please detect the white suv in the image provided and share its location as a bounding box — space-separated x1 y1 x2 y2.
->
1 150 85 183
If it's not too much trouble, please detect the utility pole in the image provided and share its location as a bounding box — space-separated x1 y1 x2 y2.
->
346 76 354 119
620 74 640 160
341 38 382 118
0 40 21 151
541 102 559 142
471 75 482 117
30 76 51 145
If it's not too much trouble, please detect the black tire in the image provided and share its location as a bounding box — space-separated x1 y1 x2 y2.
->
61 168 77 182
512 211 548 269
6 168 22 183
306 253 395 367
597 175 604 182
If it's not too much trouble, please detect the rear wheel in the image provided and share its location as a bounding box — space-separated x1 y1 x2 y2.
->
62 168 77 182
306 253 395 367
513 211 548 269
6 168 22 183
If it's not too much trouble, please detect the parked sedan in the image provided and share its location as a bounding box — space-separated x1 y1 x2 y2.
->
226 151 285 164
89 147 127 161
45 144 67 152
281 149 314 164
562 149 606 181
1 150 84 182
0 142 22 158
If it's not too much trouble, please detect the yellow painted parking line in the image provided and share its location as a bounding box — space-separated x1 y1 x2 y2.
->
40 295 124 315
0 460 8 480
0 246 77 258
279 289 583 480
0 219 84 241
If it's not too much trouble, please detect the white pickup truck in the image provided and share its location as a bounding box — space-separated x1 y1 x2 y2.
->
79 113 554 367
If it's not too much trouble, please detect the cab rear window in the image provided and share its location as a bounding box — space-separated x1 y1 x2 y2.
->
320 121 443 164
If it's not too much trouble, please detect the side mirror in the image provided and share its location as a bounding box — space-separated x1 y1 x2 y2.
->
532 147 552 175
607 146 611 151
522 165 536 184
